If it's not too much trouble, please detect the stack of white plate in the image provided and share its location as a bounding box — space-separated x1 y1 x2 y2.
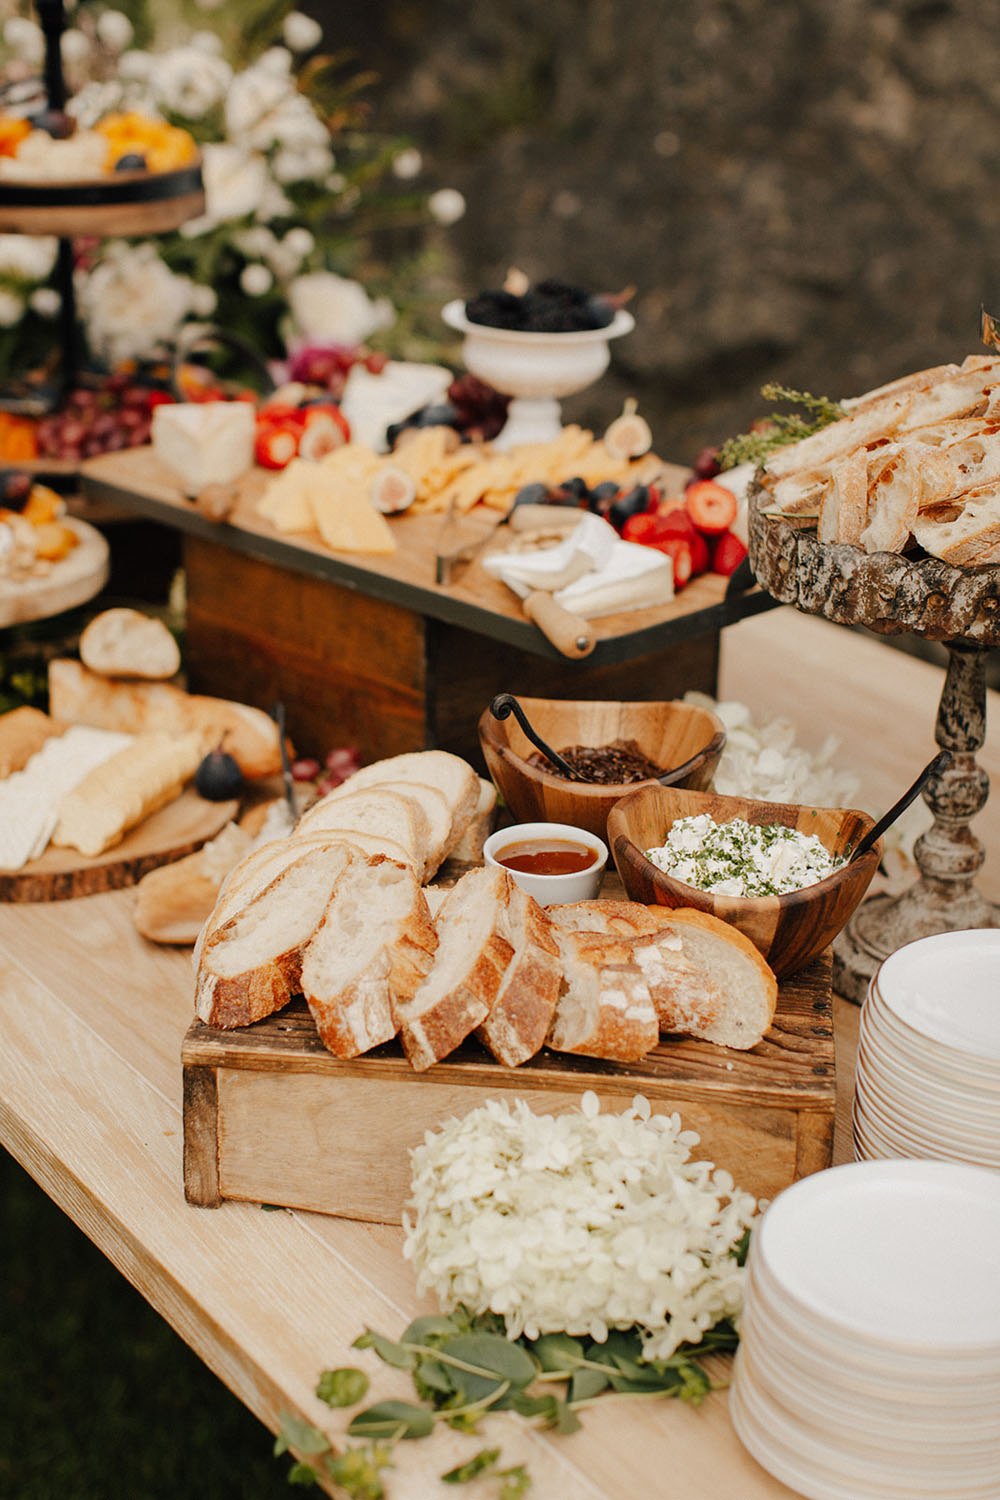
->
730 1158 1000 1499
853 930 1000 1169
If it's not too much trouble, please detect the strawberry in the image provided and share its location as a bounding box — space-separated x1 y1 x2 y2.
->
654 534 693 588
685 479 738 536
621 511 663 544
255 423 300 469
688 529 710 575
712 530 748 576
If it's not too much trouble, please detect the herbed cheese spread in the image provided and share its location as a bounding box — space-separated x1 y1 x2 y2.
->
645 813 840 897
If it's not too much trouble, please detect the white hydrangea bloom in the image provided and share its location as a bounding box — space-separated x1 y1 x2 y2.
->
288 271 394 344
0 234 58 283
0 288 25 327
403 1095 756 1360
77 242 203 366
153 45 233 119
95 10 133 52
29 287 60 317
392 147 423 180
4 17 44 65
283 11 323 51
240 262 273 296
428 187 466 225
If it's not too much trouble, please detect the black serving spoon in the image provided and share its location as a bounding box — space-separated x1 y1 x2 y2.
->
849 749 952 863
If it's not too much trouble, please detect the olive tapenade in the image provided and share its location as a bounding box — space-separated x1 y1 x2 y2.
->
526 738 664 785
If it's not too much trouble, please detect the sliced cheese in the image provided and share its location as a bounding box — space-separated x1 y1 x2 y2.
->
310 480 397 555
151 402 255 495
257 458 321 533
0 726 132 870
52 730 204 858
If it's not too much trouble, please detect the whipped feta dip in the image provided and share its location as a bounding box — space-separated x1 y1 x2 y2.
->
645 813 840 897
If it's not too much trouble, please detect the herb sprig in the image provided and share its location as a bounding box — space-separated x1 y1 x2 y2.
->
717 383 846 471
274 1305 740 1496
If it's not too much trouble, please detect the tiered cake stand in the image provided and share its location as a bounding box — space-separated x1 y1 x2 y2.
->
748 483 1000 1003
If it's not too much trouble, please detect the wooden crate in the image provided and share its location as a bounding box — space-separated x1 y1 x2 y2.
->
182 955 835 1221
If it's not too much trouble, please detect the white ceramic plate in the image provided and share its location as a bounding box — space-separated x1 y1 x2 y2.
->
873 932 1000 1062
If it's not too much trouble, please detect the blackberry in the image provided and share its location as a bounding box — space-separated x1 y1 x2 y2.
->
464 290 524 329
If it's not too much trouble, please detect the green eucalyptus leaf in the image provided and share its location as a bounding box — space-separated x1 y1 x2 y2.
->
441 1447 501 1483
439 1333 537 1387
569 1366 610 1402
287 1460 320 1486
316 1367 370 1407
347 1400 434 1440
599 1329 644 1366
353 1329 418 1370
508 1391 559 1422
413 1355 453 1398
400 1314 462 1346
529 1332 585 1373
274 1412 331 1457
554 1401 583 1435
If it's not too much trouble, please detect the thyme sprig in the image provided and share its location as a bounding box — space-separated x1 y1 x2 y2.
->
717 383 846 471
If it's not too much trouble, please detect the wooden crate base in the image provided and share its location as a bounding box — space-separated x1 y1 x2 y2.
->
183 955 835 1220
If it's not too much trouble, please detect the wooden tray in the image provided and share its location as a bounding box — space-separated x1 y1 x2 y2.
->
0 517 108 628
0 790 238 902
182 954 835 1220
0 161 204 237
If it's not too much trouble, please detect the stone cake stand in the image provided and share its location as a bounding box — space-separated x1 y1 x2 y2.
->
748 481 1000 1003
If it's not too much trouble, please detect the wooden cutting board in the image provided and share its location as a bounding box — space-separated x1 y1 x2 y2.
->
182 954 836 1220
0 790 238 902
0 518 109 628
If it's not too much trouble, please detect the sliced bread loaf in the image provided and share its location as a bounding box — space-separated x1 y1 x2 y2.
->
631 909 778 1050
299 778 451 878
446 777 498 863
547 899 668 938
397 864 514 1070
296 787 427 865
195 843 354 1028
300 856 438 1058
547 928 659 1063
475 881 561 1068
331 750 480 849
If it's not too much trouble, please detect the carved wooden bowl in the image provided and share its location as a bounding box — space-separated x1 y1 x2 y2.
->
478 696 725 840
607 784 881 978
747 477 1000 646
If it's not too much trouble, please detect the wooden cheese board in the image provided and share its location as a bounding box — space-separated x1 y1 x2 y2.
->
0 790 238 902
0 160 205 237
0 517 109 628
182 953 835 1220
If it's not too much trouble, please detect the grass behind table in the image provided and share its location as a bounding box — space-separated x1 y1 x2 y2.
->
2 1149 289 1499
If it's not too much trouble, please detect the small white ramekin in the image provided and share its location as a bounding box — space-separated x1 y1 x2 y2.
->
483 821 608 905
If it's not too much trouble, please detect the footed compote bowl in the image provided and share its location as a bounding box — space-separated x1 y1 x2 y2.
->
748 478 1000 1003
441 299 634 450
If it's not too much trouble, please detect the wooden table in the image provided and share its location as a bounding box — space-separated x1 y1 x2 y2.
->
80 448 776 766
2 608 999 1499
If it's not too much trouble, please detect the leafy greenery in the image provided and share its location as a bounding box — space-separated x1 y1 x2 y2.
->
275 1305 741 1497
717 383 846 471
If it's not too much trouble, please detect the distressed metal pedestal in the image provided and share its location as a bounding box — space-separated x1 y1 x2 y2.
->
833 641 1000 1003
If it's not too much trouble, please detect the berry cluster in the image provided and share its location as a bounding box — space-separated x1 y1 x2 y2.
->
387 374 509 446
35 376 174 462
465 278 615 333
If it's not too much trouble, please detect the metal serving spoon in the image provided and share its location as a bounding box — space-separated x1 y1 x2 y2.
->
849 749 952 863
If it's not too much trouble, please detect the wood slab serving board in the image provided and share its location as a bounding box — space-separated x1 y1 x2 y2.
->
0 518 109 628
0 791 238 902
182 954 835 1220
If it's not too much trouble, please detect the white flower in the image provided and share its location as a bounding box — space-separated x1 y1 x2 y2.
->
253 176 292 223
78 242 203 367
3 17 44 65
240 263 273 296
190 30 224 55
282 227 314 261
258 47 293 78
60 28 91 66
153 45 232 119
428 187 466 226
287 271 394 344
0 289 24 327
392 147 423 180
95 10 133 52
0 234 58 283
180 143 267 235
29 287 60 317
272 143 333 184
283 11 323 51
116 49 155 84
225 59 293 141
191 284 217 318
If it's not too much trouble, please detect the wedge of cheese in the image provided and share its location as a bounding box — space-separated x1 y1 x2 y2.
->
0 726 132 870
51 730 204 858
151 402 255 495
310 481 397 554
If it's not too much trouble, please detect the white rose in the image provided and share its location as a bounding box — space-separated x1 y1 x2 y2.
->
181 144 267 235
288 271 395 344
191 285 217 317
258 47 293 77
428 188 466 225
3 18 44 65
78 242 203 366
283 11 323 51
95 10 133 52
153 46 233 119
0 234 59 282
234 226 277 260
271 143 333 184
392 148 423 180
0 289 24 328
225 62 292 141
116 49 155 83
240 263 273 296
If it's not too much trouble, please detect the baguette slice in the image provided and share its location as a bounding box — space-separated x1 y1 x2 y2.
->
332 750 480 849
911 479 1000 564
397 864 515 1070
547 929 659 1063
296 787 428 869
48 659 282 778
301 856 438 1058
475 881 561 1067
195 843 354 1028
79 608 181 680
0 705 66 778
446 777 497 863
547 899 669 938
299 779 451 879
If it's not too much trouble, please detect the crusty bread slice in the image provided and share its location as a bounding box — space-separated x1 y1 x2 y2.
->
446 777 497 863
475 881 560 1067
397 864 514 1070
79 608 180 680
628 909 778 1050
301 856 438 1058
547 929 659 1063
0 705 67 778
547 899 668 938
331 750 480 848
860 443 920 554
299 778 451 879
195 843 354 1028
818 445 869 545
911 479 1000 565
296 787 427 866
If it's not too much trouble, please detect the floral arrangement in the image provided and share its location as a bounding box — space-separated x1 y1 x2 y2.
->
0 0 463 395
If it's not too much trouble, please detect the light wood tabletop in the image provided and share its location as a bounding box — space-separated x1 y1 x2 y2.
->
1 606 998 1499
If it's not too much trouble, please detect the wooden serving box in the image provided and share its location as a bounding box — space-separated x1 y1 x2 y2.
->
182 955 835 1220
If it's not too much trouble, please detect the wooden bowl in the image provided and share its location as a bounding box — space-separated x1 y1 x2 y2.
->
478 697 726 840
607 784 881 978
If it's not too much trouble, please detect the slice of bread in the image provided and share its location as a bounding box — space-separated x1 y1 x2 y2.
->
446 777 498 863
195 843 354 1029
547 928 659 1063
299 778 452 879
547 900 669 938
912 478 1000 564
296 787 427 866
397 864 514 1070
0 705 66 778
79 608 180 680
475 881 561 1067
301 856 438 1058
333 750 480 848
